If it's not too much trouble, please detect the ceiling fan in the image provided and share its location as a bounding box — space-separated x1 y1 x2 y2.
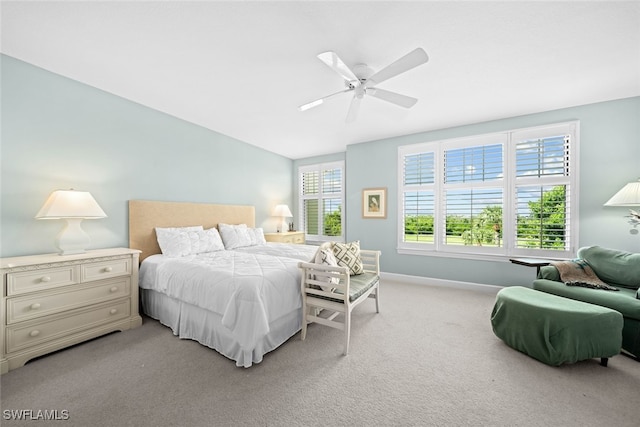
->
299 47 429 122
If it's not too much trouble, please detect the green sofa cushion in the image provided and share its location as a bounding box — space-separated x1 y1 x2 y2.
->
533 279 640 320
577 246 640 290
539 265 560 281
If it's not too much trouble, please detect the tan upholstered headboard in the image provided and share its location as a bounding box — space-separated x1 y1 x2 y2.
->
128 200 255 263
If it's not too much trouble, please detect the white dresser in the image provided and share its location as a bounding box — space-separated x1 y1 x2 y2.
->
264 231 306 244
1 248 142 374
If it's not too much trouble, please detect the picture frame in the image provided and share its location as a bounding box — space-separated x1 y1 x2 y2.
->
362 187 387 219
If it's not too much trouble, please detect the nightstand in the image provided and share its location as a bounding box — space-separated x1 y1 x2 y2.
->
1 248 142 374
264 231 306 244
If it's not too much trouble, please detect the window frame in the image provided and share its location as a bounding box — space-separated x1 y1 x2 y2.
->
298 161 345 243
397 122 579 260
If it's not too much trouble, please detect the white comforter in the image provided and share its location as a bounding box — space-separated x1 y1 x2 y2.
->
139 250 308 351
232 242 318 262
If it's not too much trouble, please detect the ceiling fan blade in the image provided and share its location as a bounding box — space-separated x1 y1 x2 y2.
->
367 87 418 108
298 89 352 111
365 48 429 87
345 95 361 123
317 51 359 84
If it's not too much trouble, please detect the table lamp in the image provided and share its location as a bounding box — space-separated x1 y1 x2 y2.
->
272 204 293 233
35 189 107 255
604 179 640 234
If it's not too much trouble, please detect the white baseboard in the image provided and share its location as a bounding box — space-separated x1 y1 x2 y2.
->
380 271 503 294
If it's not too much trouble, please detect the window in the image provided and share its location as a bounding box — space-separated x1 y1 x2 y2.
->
299 161 345 242
398 122 578 259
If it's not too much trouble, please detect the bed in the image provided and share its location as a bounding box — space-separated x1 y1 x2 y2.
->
128 200 317 367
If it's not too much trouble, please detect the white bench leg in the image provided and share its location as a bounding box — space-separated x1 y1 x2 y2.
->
375 285 380 313
301 301 308 341
343 311 351 356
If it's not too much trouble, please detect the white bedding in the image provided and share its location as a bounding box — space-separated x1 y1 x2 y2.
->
232 242 318 262
139 245 319 367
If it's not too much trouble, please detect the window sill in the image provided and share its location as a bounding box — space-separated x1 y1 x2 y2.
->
397 247 570 263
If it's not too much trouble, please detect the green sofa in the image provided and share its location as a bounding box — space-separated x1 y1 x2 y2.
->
533 246 640 359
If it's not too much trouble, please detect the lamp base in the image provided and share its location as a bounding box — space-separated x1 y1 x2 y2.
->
276 218 287 233
55 218 90 255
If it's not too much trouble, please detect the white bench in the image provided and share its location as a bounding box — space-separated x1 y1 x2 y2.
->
298 249 381 355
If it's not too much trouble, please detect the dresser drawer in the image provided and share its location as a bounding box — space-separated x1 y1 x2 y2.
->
291 234 305 244
281 234 305 244
6 299 131 353
6 277 131 324
81 258 131 282
265 232 305 244
6 265 80 296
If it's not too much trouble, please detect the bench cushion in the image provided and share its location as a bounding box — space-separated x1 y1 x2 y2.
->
313 273 379 303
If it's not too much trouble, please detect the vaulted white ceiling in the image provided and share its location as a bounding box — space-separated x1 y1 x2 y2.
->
2 1 639 159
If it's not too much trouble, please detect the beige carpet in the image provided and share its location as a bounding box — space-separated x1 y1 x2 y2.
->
1 280 638 426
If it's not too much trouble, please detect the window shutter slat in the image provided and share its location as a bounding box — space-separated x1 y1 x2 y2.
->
515 135 569 178
515 185 569 250
444 144 503 183
404 152 434 185
403 191 434 243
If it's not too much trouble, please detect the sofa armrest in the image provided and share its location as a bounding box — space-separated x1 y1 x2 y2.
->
538 264 560 281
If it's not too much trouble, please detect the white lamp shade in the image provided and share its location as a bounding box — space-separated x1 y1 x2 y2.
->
604 180 640 207
35 190 107 219
35 190 107 255
272 204 293 218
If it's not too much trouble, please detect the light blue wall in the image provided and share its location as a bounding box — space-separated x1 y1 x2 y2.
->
0 55 293 257
3 54 637 288
344 97 640 286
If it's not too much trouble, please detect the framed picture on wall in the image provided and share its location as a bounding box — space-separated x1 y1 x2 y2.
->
362 188 387 219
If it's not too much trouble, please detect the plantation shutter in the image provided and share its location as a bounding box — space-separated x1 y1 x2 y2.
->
442 143 504 247
397 121 577 258
514 134 571 250
401 151 435 244
299 162 344 241
322 167 342 236
301 170 319 235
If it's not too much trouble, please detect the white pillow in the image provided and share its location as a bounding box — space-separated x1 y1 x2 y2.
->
218 223 253 249
314 248 340 292
249 228 267 246
188 228 225 254
155 226 203 257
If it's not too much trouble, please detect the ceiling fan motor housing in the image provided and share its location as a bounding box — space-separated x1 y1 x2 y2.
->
345 63 374 89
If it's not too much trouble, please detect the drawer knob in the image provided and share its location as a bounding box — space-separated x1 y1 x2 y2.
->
30 303 41 310
109 286 119 293
109 308 118 315
29 330 40 337
103 266 113 273
41 276 51 283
